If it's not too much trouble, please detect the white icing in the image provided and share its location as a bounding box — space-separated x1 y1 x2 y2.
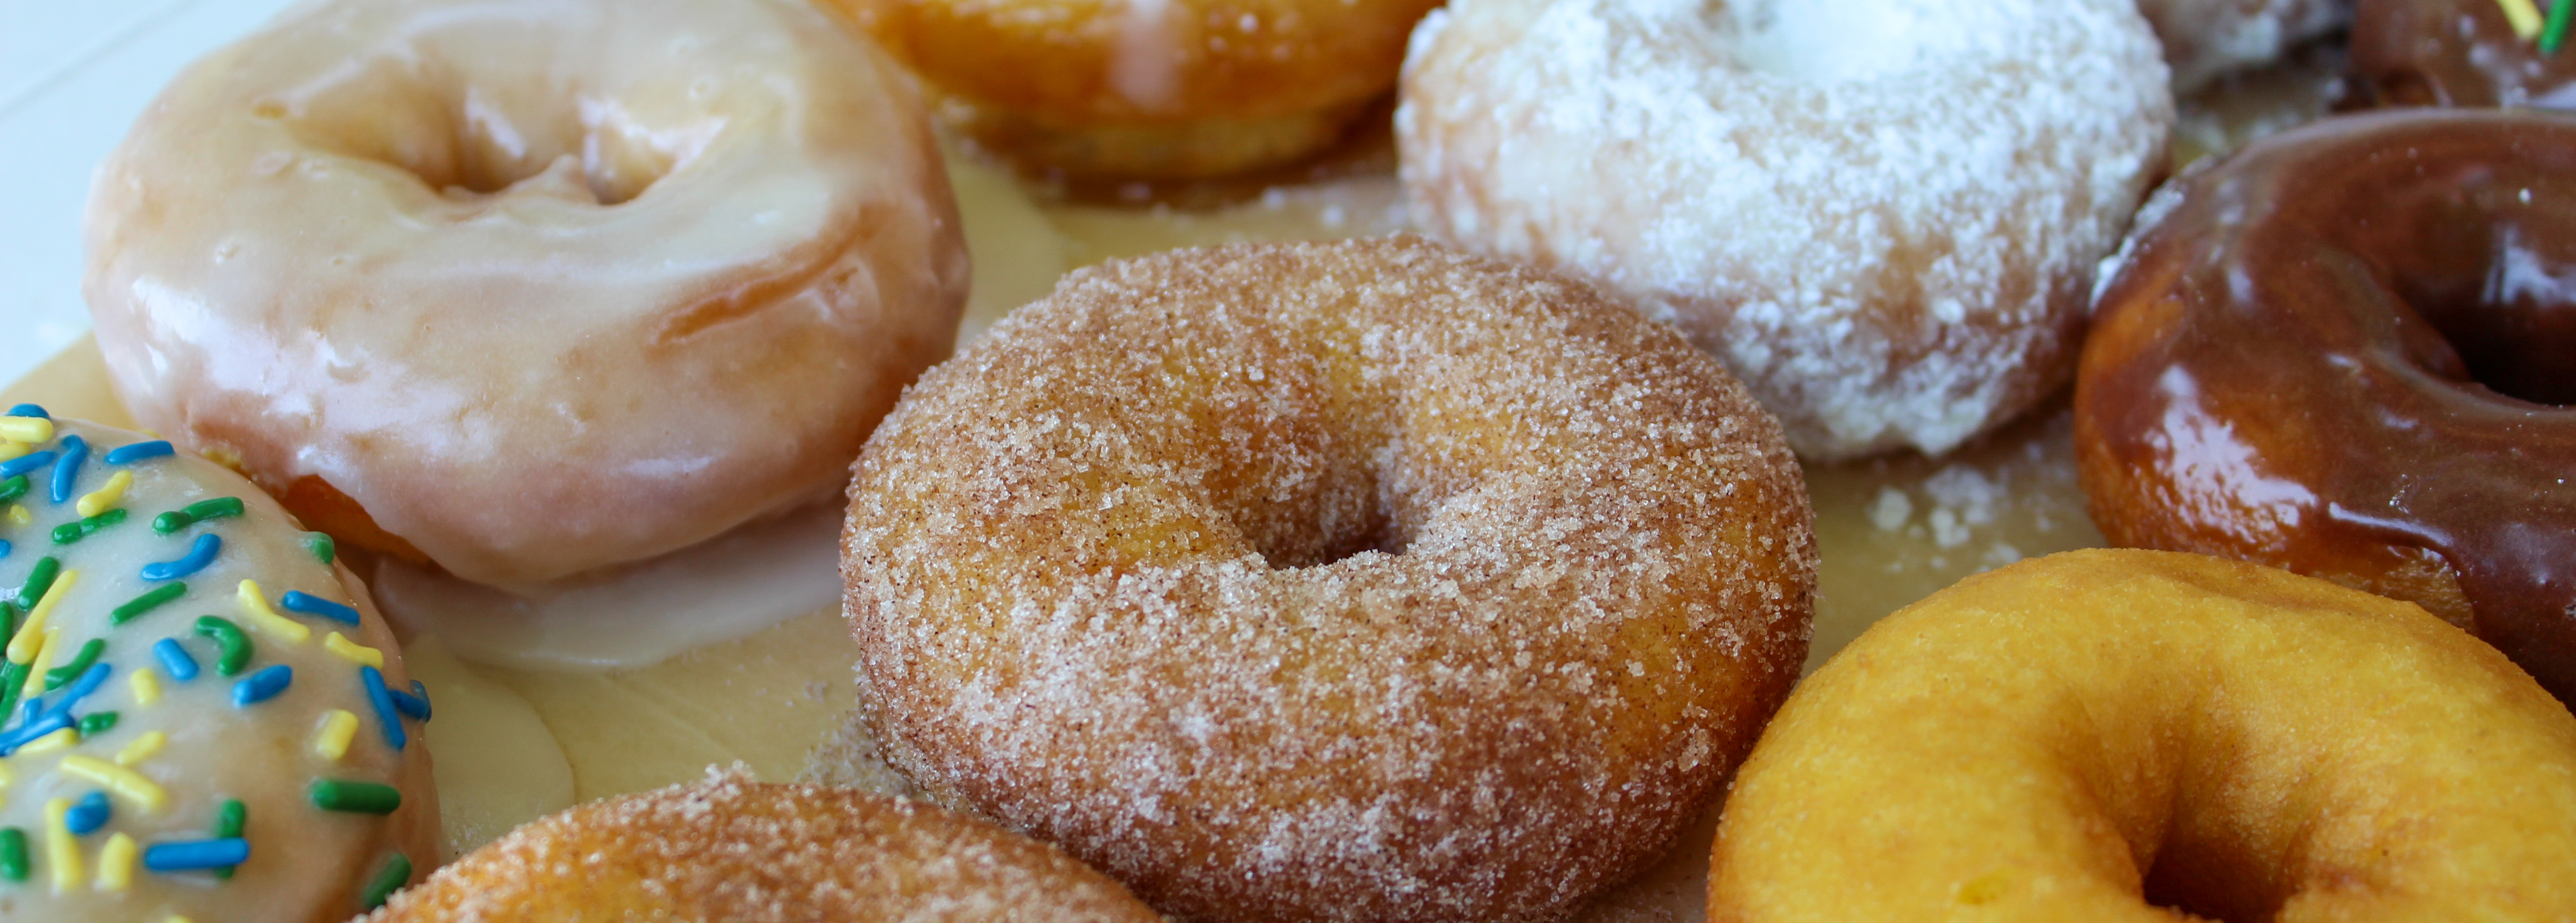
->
369 503 842 671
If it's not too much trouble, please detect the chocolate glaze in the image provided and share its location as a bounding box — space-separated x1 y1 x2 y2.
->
2352 0 2576 109
2078 109 2576 702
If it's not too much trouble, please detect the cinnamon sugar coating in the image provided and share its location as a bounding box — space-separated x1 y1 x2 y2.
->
844 237 1816 923
367 774 1160 922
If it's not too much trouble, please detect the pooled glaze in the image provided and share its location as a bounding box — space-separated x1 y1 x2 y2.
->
83 0 968 590
2352 0 2576 110
2078 108 2576 702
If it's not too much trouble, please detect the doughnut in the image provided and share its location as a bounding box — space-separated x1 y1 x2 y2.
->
1396 0 2174 460
2351 0 2576 109
0 409 437 921
2136 0 2349 90
2077 108 2576 702
831 0 1440 179
1708 549 2576 920
83 0 969 590
367 774 1163 922
844 237 1815 922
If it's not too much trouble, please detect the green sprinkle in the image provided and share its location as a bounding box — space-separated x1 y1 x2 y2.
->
76 711 117 736
110 583 188 626
42 638 104 691
0 828 25 882
304 532 336 565
50 507 128 545
0 475 24 504
0 662 27 721
359 852 412 910
2550 0 2575 54
153 496 245 535
309 779 403 815
0 600 18 640
12 557 58 610
213 799 246 880
193 616 253 677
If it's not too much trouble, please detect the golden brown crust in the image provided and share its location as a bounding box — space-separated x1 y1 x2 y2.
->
844 237 1815 922
368 775 1162 923
1710 549 2576 922
832 0 1437 177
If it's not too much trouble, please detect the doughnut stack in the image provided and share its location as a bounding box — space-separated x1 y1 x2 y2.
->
51 0 2576 920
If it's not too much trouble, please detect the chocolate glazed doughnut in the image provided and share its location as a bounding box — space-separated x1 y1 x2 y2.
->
2352 0 2576 109
2078 108 2576 701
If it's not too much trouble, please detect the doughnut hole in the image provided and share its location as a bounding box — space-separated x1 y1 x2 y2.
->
2375 178 2576 408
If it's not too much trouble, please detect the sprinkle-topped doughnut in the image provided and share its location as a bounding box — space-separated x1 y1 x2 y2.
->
0 411 436 922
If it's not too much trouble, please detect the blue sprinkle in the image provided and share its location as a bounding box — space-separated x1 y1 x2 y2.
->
43 662 110 719
19 699 40 723
389 683 431 721
102 441 173 465
142 838 249 871
359 666 405 751
0 539 9 560
232 665 292 707
4 405 46 420
47 435 87 504
64 791 110 836
0 711 70 755
153 638 201 682
141 533 221 581
0 452 54 479
279 591 360 625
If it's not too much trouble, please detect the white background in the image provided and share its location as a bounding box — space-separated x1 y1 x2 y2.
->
0 0 300 385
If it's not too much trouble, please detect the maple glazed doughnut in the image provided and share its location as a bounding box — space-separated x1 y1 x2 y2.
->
1708 549 2576 921
2077 109 2576 702
834 0 1442 179
368 775 1163 922
0 409 437 922
845 237 1815 923
1397 0 2173 460
83 0 968 589
2351 0 2576 109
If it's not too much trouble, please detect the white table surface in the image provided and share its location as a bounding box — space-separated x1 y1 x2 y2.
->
0 0 301 385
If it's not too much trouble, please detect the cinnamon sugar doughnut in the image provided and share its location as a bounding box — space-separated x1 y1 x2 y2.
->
368 774 1162 922
1709 549 2576 921
844 237 1815 922
833 0 1440 179
1397 0 2173 460
84 0 968 589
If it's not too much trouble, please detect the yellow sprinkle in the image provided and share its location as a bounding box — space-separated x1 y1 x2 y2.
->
0 442 23 462
44 798 80 894
129 668 161 707
95 833 137 892
235 579 311 645
19 628 59 697
323 632 386 668
0 417 53 444
2501 0 2547 37
115 731 167 767
5 504 26 526
168 918 195 923
16 728 77 756
312 709 359 762
75 470 132 519
0 760 12 786
59 756 167 813
6 568 78 663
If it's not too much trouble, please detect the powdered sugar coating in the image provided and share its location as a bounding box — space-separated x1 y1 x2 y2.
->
1396 0 2173 460
366 771 1160 922
844 237 1814 923
2137 0 2350 90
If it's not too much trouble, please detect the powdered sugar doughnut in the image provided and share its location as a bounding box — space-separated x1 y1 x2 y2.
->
1397 0 2173 460
2138 0 2349 90
845 237 1814 922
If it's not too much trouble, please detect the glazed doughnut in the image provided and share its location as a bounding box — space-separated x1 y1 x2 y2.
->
2351 0 2576 109
1708 549 2576 921
845 237 1814 922
368 774 1162 922
84 0 968 589
2078 108 2576 701
1397 0 2173 460
2136 0 2349 90
0 409 437 921
835 0 1440 179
